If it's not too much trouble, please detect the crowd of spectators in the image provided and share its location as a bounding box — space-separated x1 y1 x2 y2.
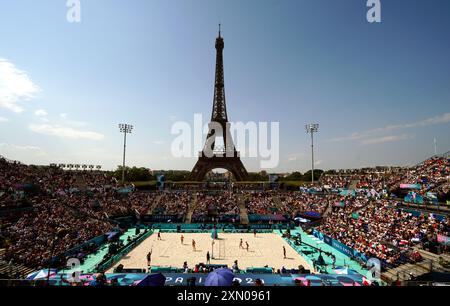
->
278 193 334 216
1 154 448 270
245 192 277 215
319 156 449 199
191 192 240 223
152 191 191 215
0 157 157 268
3 199 112 267
318 199 450 266
387 157 448 192
195 192 239 215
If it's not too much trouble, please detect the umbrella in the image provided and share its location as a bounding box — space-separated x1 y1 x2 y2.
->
26 269 57 280
205 268 235 286
135 273 166 286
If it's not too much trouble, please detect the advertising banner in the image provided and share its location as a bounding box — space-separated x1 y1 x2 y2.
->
400 184 421 189
313 230 368 262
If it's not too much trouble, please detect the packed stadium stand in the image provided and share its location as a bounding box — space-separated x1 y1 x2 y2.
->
0 153 449 285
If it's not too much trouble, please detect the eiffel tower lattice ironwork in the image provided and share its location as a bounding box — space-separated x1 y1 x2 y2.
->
189 27 248 181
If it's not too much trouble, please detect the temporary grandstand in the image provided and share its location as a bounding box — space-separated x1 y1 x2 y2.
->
0 153 449 286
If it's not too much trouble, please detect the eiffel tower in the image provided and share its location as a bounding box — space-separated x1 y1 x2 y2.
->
189 26 248 181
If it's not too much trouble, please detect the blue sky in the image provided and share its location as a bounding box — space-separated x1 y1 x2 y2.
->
0 0 449 172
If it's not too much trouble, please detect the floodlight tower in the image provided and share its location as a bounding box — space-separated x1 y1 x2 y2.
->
118 123 133 185
305 123 319 183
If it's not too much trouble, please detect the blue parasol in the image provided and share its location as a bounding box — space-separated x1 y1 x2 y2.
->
135 273 166 286
205 268 235 286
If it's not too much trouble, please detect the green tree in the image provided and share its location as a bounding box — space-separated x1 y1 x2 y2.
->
302 169 324 182
113 166 153 182
286 171 303 181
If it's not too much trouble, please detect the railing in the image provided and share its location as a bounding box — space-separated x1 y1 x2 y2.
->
284 239 315 271
42 229 119 267
95 229 153 272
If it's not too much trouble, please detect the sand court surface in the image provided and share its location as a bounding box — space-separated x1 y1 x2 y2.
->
108 232 313 272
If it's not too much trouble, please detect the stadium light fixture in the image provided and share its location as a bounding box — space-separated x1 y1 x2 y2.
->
118 123 133 185
305 123 319 183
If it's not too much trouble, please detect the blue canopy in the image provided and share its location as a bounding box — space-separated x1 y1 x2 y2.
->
301 211 321 219
136 273 166 286
205 268 234 286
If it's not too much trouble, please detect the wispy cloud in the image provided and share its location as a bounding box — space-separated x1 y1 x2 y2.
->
329 112 450 143
58 113 87 127
0 58 40 113
0 116 9 122
0 143 47 156
64 119 88 128
419 112 450 126
287 153 304 162
29 123 104 140
361 134 414 145
34 109 47 117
